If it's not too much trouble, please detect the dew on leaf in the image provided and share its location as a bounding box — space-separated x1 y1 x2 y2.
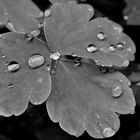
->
122 60 129 67
30 29 40 37
116 43 124 50
99 66 108 73
7 61 20 72
25 33 34 41
108 45 115 52
28 54 45 69
112 86 122 98
74 60 81 67
97 32 106 40
50 52 60 60
44 9 51 18
87 44 97 53
8 83 14 89
102 127 115 138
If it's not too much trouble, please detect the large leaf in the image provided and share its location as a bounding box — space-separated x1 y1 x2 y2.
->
0 0 42 33
46 60 135 138
44 1 136 67
0 32 51 116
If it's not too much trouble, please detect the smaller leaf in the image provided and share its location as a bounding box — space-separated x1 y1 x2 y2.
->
0 32 51 116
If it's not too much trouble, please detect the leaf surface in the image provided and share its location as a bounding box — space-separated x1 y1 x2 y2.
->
44 2 136 67
0 0 42 33
0 32 51 116
46 60 135 138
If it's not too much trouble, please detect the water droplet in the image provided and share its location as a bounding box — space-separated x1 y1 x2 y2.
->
103 127 115 138
122 60 129 67
97 32 105 40
100 66 108 73
74 60 81 67
130 109 135 114
1 54 6 58
116 43 124 50
109 45 115 52
28 54 45 69
30 29 40 37
8 61 20 72
112 85 122 97
87 44 97 53
50 52 60 60
8 83 14 88
44 9 51 17
25 33 33 41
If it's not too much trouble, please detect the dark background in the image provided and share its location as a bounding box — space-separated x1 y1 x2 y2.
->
0 0 140 140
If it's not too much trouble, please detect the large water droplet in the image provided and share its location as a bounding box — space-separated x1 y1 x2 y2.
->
50 52 60 60
87 44 97 53
102 127 115 138
116 43 124 50
8 61 20 72
97 32 106 40
28 54 45 69
8 83 14 88
112 85 122 98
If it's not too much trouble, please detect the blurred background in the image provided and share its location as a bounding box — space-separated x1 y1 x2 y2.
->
0 0 140 140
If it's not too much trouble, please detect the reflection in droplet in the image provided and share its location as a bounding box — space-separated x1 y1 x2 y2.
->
87 44 97 53
116 43 124 50
103 127 115 138
112 86 122 98
108 45 115 52
50 52 60 60
8 83 14 88
8 61 20 72
28 54 45 69
97 32 105 40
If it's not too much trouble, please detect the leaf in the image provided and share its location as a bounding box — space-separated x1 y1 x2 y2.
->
46 60 135 138
49 0 77 4
0 32 51 116
44 1 136 67
0 0 43 33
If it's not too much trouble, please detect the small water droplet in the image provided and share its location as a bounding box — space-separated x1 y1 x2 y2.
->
8 83 14 88
103 127 115 138
97 32 106 40
109 45 115 52
100 66 108 73
30 29 40 37
50 52 60 60
122 60 129 67
87 44 97 53
130 109 135 114
8 61 20 72
25 33 33 41
112 85 122 97
1 54 6 58
74 60 81 67
44 9 51 17
116 43 124 50
28 54 45 69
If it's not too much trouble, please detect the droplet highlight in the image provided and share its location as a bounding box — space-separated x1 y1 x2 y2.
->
50 52 60 60
87 44 97 53
103 127 115 138
116 43 124 50
8 83 14 88
112 85 122 97
108 45 115 52
97 32 105 40
28 54 45 69
8 61 20 72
